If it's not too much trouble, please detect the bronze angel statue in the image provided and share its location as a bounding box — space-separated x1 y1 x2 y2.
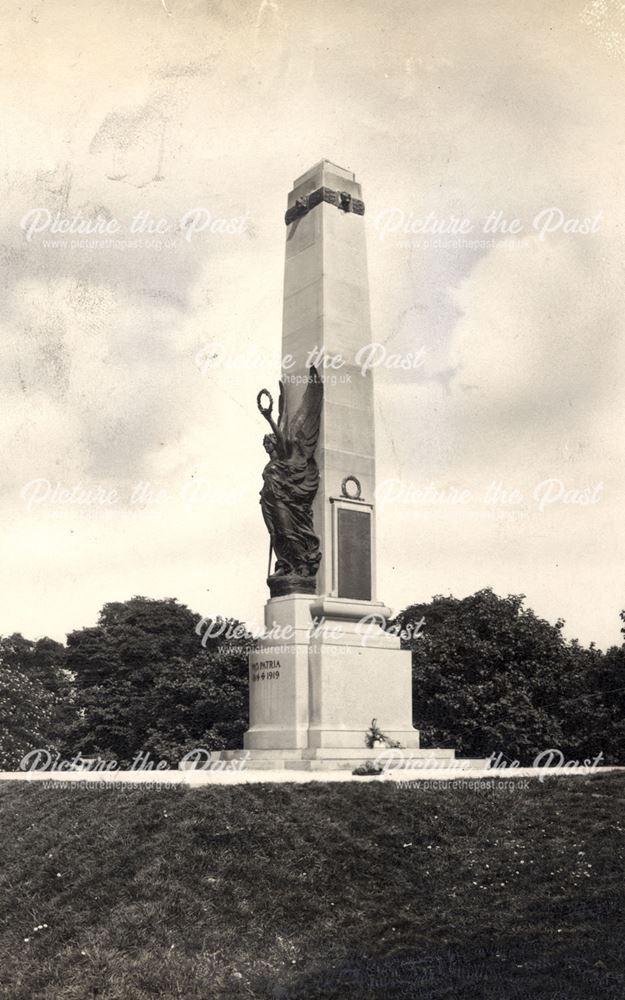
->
257 367 323 588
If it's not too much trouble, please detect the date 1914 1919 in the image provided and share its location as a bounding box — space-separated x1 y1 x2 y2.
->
252 660 281 682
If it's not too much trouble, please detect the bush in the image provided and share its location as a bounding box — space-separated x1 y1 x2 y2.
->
392 589 619 764
0 665 56 770
65 597 251 765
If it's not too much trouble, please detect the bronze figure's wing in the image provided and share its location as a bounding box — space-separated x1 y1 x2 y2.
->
288 366 323 460
277 380 288 435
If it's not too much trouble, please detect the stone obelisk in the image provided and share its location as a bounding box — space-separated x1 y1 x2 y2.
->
280 160 377 602
239 160 417 766
219 161 481 770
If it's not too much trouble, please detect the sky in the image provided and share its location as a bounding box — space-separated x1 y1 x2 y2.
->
1 0 624 648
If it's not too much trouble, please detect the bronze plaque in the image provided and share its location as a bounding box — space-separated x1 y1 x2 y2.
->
337 507 371 600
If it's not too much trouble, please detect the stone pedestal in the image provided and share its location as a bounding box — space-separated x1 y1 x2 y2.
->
307 609 420 750
244 595 312 751
229 588 489 771
244 594 419 757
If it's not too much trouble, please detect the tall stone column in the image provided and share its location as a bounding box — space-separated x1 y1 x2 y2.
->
243 160 422 760
281 161 379 605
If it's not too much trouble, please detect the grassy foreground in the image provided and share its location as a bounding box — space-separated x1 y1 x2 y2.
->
0 774 623 1000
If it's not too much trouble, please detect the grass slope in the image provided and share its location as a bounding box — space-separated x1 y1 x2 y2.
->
0 774 623 999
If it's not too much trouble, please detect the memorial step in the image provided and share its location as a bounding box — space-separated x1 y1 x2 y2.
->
189 750 491 772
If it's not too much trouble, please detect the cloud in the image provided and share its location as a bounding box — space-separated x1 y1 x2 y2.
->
1 0 624 649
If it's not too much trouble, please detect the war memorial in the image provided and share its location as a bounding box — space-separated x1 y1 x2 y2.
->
214 160 487 773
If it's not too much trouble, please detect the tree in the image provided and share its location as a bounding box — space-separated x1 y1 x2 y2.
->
555 640 608 764
392 589 580 764
582 611 625 765
0 633 68 695
67 597 202 691
0 665 56 770
0 634 75 768
66 596 252 765
141 649 249 763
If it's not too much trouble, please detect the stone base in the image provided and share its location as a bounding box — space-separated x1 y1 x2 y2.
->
242 593 484 771
244 595 313 750
307 616 419 749
267 573 317 598
206 748 491 772
244 594 423 753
